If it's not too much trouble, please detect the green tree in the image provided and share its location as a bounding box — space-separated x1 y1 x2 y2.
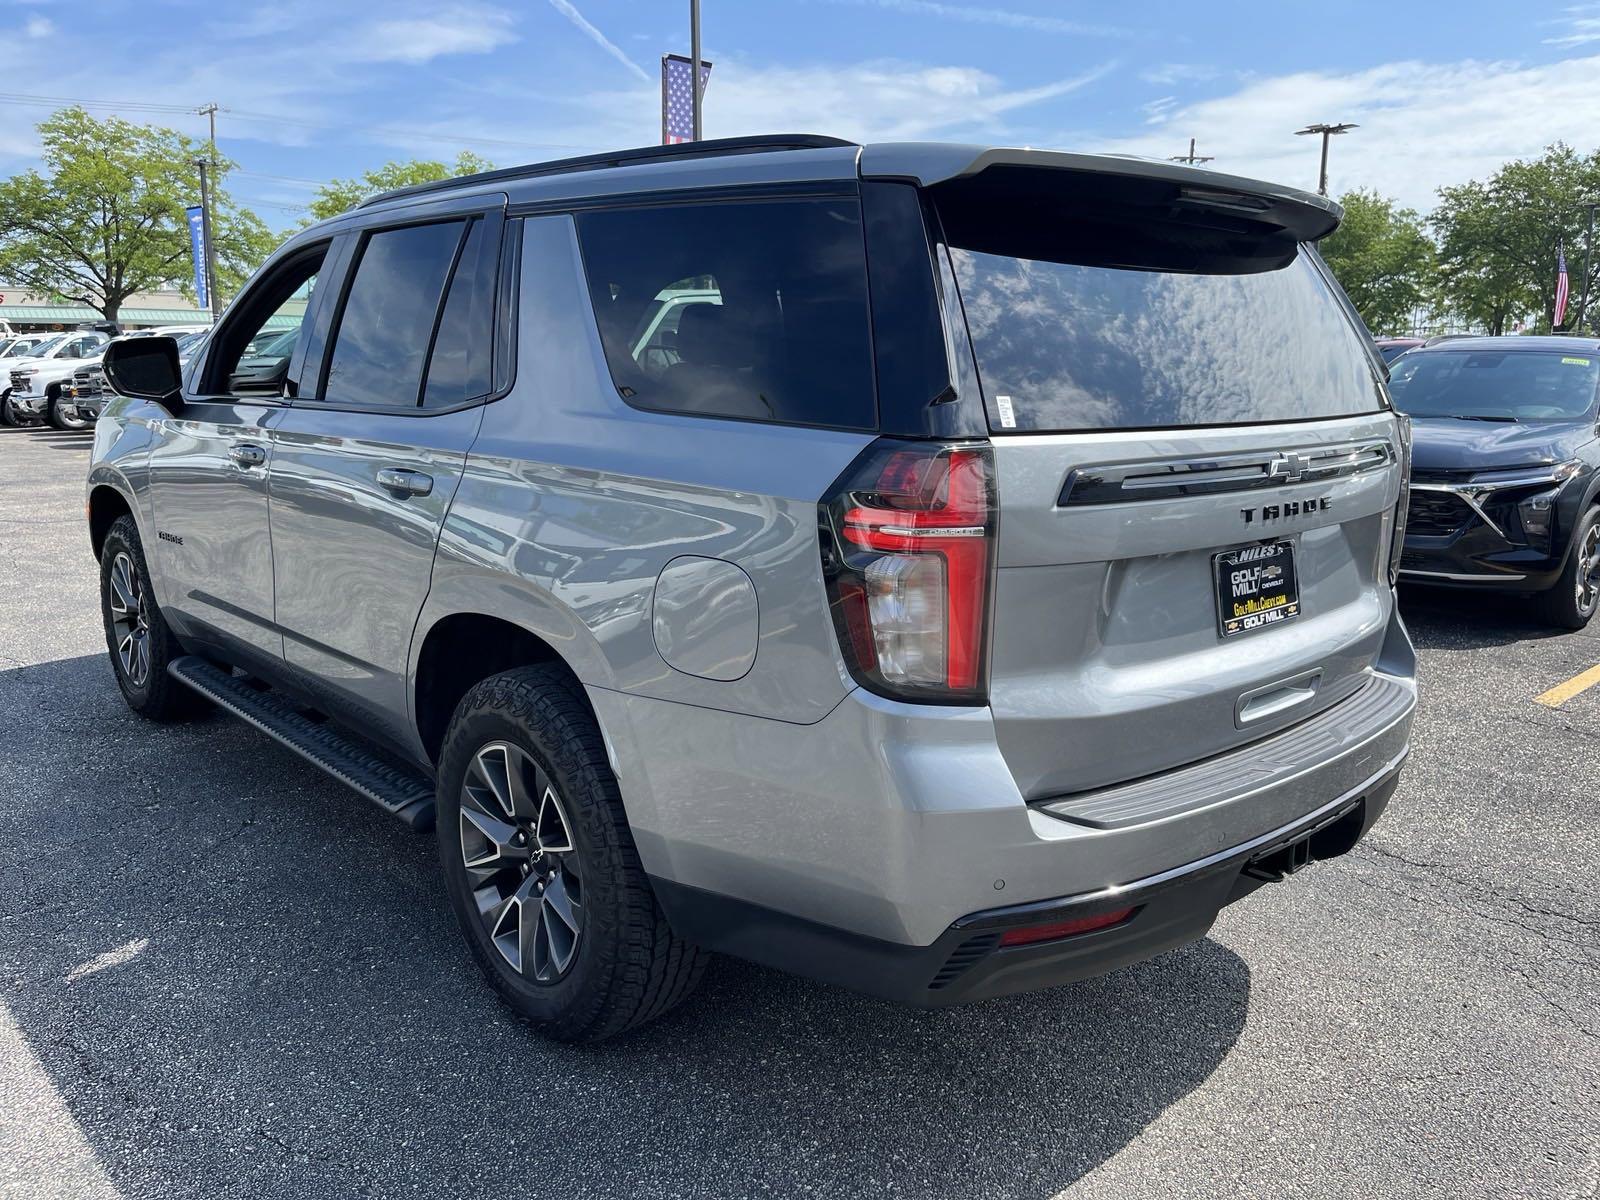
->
306 151 495 222
1430 143 1600 335
1319 189 1436 334
0 107 274 321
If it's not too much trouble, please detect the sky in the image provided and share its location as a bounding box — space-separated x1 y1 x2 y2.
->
1 0 1599 232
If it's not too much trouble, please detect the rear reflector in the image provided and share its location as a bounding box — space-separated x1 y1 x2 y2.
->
997 907 1136 948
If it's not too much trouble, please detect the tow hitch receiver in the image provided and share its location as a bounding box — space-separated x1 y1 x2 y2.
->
1242 833 1315 883
1241 798 1367 884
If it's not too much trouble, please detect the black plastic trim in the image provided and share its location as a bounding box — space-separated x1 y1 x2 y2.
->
168 655 435 830
651 763 1399 1007
361 134 857 209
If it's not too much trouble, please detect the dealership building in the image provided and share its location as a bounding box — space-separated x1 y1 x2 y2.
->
0 286 217 333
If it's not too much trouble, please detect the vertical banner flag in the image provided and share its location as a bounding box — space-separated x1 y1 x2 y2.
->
1555 243 1571 328
661 54 712 145
185 205 209 312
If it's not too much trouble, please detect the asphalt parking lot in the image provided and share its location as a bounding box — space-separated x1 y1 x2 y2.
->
0 422 1595 1200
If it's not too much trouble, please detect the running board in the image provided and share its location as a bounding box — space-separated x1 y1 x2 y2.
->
168 655 436 831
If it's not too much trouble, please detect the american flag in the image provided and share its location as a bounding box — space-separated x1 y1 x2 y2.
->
1555 244 1571 328
661 54 712 144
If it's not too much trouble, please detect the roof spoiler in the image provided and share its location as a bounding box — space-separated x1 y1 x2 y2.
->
862 145 1343 245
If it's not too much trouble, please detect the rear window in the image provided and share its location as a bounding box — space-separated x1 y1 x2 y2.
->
947 245 1385 433
1388 350 1600 421
574 198 877 430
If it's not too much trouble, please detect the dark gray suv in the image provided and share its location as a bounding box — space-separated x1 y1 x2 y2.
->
87 135 1416 1041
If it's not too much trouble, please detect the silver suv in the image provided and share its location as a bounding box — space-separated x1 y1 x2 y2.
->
87 136 1416 1042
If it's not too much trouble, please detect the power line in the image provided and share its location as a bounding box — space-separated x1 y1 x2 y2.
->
233 169 329 189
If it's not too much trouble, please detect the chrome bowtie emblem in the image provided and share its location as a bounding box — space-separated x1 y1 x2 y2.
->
1267 451 1312 483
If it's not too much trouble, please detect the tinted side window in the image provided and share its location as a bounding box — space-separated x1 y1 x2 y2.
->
324 220 464 408
575 198 877 430
423 219 495 408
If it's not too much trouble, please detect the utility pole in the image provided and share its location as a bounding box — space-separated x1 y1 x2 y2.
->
1578 199 1599 335
195 103 222 316
194 159 218 323
196 102 220 163
1294 122 1358 196
689 0 703 140
1169 138 1213 166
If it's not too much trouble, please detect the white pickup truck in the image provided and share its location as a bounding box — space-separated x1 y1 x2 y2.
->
3 331 111 429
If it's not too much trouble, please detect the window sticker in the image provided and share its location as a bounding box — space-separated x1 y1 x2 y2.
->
1562 357 1591 366
995 394 1017 428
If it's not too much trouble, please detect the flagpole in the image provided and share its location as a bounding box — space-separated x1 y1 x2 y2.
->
690 0 702 141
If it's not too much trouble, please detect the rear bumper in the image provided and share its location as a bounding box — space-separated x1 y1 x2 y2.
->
652 762 1399 1007
593 605 1417 956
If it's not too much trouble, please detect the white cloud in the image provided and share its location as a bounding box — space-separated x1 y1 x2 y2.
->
820 0 1134 38
1097 55 1600 211
1545 4 1600 46
23 15 52 37
444 57 1119 151
1141 95 1177 125
351 4 518 64
1140 63 1222 86
545 0 650 83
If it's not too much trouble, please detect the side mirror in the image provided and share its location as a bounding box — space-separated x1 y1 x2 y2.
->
102 336 183 411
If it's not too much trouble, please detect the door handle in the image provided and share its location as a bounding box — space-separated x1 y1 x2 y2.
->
228 443 267 468
376 466 434 498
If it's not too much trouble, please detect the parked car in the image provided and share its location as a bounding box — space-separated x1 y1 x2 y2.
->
89 135 1416 1042
1389 335 1600 626
229 327 297 389
65 331 210 426
1375 337 1424 362
3 330 110 427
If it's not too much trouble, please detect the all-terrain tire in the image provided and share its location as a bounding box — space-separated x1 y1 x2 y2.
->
99 515 203 720
436 664 707 1042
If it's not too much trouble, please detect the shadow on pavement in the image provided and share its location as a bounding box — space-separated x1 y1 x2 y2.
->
1397 582 1570 651
0 653 1249 1199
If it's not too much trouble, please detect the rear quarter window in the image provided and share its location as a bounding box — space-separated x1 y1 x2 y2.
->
948 244 1386 433
574 197 878 430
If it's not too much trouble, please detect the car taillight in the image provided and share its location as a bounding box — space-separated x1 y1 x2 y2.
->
820 439 996 704
1387 415 1412 586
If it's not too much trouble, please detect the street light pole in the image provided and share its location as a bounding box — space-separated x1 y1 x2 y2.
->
194 159 218 323
1294 122 1358 196
689 0 703 141
1169 138 1214 166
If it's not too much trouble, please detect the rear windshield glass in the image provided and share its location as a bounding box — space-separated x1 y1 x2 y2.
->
1387 350 1600 421
947 245 1385 433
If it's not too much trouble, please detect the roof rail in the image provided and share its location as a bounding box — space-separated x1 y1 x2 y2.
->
357 133 859 210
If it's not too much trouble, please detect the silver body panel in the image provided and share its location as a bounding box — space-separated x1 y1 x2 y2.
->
144 401 284 665
268 404 484 750
986 414 1402 799
86 139 1415 955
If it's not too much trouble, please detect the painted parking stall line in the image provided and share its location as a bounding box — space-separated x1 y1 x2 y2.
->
1534 659 1600 707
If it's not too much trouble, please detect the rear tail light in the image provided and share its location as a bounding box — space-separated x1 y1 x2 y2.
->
820 439 996 704
1386 415 1412 586
997 907 1136 948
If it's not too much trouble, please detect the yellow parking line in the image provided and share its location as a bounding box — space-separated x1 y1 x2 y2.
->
1535 661 1600 707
